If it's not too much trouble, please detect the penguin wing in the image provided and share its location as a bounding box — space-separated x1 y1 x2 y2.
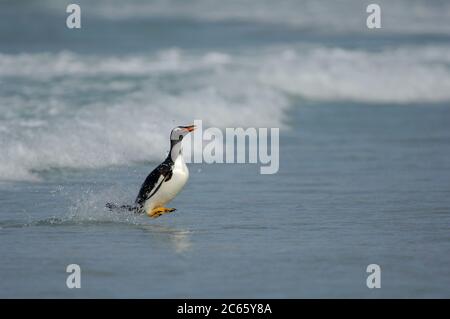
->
135 162 173 207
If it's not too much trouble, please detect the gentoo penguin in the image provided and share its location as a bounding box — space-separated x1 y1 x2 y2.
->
135 124 195 218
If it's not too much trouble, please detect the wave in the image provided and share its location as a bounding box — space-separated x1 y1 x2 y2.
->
0 49 287 181
258 46 450 103
0 45 449 181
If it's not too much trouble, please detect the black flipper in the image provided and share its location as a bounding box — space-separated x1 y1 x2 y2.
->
135 160 173 208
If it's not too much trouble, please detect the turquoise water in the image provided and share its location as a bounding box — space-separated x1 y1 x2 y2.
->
1 0 450 298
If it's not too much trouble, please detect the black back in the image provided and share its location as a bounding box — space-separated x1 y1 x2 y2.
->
135 156 174 209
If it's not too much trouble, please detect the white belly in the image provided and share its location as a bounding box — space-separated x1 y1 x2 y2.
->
144 156 189 211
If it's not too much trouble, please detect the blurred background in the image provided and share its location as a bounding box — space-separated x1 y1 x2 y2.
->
0 0 449 298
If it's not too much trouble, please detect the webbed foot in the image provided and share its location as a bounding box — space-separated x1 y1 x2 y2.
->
147 207 176 218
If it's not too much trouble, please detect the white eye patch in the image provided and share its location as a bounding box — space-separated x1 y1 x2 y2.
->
171 128 185 140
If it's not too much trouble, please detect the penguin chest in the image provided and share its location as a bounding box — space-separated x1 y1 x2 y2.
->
148 159 189 209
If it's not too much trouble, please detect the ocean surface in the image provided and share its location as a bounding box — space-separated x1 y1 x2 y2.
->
1 0 450 298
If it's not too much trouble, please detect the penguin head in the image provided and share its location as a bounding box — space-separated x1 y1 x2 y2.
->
170 124 196 142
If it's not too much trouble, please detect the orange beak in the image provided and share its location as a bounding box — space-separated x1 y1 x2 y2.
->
184 125 196 132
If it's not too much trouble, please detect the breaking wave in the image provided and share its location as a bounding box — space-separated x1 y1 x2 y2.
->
0 45 449 181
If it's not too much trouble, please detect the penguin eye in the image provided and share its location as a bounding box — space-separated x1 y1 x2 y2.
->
178 135 183 140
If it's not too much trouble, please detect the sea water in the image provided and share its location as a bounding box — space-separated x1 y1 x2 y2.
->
0 0 449 298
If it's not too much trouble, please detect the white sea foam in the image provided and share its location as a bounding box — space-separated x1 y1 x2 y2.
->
0 46 449 181
0 49 286 181
258 46 450 103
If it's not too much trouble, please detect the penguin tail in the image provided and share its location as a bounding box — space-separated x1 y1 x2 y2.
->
106 202 141 214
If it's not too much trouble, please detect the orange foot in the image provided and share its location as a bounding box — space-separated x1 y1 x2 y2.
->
147 207 176 218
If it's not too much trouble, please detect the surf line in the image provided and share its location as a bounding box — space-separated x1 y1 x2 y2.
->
184 120 279 175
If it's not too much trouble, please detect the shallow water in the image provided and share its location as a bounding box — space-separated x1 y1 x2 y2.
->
1 0 450 298
1 102 449 298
